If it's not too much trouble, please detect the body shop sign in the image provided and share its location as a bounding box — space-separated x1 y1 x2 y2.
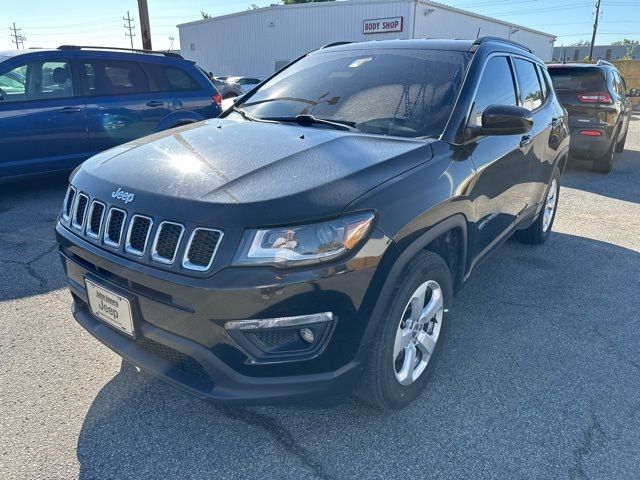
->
363 16 403 34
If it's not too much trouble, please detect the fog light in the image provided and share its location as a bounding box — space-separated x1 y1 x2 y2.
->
224 312 333 330
299 328 315 344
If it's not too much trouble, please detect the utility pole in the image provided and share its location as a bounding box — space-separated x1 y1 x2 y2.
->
10 22 21 50
137 0 152 50
123 11 135 51
588 0 601 61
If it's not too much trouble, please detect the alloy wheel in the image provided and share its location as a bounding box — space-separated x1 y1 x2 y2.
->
393 280 444 386
542 178 558 233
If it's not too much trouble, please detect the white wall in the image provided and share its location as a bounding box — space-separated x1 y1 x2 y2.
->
179 0 555 77
179 1 414 77
412 3 554 61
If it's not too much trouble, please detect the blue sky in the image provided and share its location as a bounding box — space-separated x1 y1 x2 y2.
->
3 0 639 51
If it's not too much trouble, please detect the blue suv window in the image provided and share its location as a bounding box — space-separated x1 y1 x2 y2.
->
142 63 200 92
83 60 149 96
0 59 75 102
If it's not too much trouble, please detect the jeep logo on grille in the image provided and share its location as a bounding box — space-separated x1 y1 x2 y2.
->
111 187 135 204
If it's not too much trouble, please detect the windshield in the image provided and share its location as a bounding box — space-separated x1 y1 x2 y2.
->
236 48 470 138
548 67 606 92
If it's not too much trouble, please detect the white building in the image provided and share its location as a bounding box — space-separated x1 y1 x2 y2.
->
178 0 556 78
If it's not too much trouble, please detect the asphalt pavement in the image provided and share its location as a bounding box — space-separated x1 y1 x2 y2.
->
1 116 639 480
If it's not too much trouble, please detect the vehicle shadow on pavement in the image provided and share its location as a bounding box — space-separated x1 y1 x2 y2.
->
0 174 68 301
75 232 640 480
563 147 640 205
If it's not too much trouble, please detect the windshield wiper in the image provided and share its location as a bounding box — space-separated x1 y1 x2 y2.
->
258 114 360 132
231 106 261 122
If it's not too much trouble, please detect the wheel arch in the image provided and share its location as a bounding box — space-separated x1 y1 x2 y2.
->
356 214 469 357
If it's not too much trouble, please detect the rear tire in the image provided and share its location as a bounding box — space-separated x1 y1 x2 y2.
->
357 251 452 410
593 137 616 173
615 129 627 153
515 167 560 245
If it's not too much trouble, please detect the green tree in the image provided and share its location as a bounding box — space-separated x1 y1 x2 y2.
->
201 11 212 19
612 39 640 45
570 40 590 47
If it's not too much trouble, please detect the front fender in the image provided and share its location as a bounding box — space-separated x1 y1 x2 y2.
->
155 111 205 132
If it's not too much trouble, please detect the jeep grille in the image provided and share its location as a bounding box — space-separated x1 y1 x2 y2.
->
60 190 223 272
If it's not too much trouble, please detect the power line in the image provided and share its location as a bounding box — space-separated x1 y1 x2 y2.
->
123 11 135 51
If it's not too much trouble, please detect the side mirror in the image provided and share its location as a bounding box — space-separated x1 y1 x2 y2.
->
629 88 640 97
470 104 533 137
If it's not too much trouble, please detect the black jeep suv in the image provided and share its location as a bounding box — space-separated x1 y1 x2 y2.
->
56 38 569 410
548 61 632 173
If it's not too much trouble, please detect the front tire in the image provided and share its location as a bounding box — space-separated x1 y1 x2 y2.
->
358 251 452 410
515 167 560 245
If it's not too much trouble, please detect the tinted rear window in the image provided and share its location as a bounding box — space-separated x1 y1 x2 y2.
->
83 60 149 95
548 67 606 92
240 48 471 138
143 63 201 92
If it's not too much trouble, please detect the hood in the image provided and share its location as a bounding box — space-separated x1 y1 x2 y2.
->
72 119 433 226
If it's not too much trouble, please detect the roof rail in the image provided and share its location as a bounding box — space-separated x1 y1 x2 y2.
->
596 59 614 67
320 41 353 49
57 45 183 58
471 36 532 53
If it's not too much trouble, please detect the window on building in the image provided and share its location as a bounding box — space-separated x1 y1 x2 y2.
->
274 60 290 72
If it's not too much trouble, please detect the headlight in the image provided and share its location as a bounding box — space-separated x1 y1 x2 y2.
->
233 212 375 267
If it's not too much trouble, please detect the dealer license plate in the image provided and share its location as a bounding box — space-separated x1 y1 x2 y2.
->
85 279 135 337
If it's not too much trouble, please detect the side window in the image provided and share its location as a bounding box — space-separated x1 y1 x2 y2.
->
83 60 148 96
513 58 543 111
142 63 200 92
613 71 626 96
0 60 74 102
536 65 549 100
470 56 517 127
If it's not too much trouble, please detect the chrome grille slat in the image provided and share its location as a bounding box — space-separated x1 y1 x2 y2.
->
125 215 153 256
62 186 76 222
104 208 127 247
86 201 105 239
71 193 89 230
62 188 223 271
182 228 223 271
151 222 185 265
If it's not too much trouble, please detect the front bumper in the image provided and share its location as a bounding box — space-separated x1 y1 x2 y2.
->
56 222 394 405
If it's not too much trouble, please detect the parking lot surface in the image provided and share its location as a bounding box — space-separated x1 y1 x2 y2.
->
1 115 639 480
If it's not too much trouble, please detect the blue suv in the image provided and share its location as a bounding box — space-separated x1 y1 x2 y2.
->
0 46 222 180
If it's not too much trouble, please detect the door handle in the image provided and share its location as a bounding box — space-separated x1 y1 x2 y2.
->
519 135 533 148
59 107 81 113
146 101 164 107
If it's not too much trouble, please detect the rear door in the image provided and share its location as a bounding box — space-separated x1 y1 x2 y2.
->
141 61 218 120
468 55 530 262
511 57 555 207
0 56 90 177
81 58 167 153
